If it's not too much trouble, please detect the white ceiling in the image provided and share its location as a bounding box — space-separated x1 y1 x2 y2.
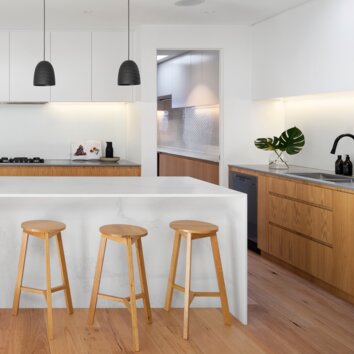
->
0 0 311 31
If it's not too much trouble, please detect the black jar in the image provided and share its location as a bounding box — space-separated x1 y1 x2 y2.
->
105 142 114 158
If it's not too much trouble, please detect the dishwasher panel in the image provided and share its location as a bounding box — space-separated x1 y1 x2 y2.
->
230 171 258 252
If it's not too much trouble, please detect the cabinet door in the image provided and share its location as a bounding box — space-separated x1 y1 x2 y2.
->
157 61 172 97
10 32 50 102
171 54 190 108
185 51 219 107
0 32 9 102
200 51 219 106
92 32 132 102
50 32 91 101
185 51 202 107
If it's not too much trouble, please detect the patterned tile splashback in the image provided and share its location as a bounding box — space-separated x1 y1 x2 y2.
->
157 105 219 156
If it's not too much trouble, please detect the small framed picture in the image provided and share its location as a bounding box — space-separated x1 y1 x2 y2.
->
71 140 102 160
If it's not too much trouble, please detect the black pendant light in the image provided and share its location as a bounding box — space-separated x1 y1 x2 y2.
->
118 0 141 86
34 0 55 86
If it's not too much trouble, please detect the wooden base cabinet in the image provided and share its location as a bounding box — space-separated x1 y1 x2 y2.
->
0 166 141 177
158 152 219 185
229 166 354 304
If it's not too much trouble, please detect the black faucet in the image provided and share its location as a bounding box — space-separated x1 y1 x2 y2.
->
330 134 354 154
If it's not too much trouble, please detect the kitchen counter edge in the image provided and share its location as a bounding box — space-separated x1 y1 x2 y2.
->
229 164 354 193
0 159 140 167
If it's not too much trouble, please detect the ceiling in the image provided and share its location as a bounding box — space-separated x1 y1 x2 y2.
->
0 0 311 31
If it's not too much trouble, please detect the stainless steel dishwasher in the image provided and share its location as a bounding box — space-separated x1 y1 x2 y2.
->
230 171 259 253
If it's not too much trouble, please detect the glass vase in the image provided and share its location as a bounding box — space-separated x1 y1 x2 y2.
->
269 150 289 169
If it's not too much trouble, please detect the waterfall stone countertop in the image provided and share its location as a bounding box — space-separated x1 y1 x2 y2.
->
0 176 247 325
0 176 240 197
0 159 140 167
229 164 354 192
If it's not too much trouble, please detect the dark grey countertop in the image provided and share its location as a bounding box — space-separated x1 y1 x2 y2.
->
0 159 140 167
229 164 354 192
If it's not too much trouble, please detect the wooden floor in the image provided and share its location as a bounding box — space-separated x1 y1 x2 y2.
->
2 252 354 353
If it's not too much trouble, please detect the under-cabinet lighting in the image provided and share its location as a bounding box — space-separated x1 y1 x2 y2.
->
157 55 168 61
272 90 354 102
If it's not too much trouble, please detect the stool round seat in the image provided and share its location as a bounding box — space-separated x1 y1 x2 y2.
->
169 220 218 235
21 220 66 234
100 224 148 238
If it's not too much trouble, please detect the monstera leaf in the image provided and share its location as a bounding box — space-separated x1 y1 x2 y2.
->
278 127 305 155
254 126 305 155
254 137 278 151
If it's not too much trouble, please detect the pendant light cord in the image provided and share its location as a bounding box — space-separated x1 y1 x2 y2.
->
43 0 46 61
128 0 130 60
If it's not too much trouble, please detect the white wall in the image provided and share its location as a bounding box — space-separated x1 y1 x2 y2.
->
132 24 280 185
0 103 128 159
284 92 354 171
253 0 354 99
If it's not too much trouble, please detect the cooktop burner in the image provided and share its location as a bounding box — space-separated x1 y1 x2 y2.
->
0 157 45 164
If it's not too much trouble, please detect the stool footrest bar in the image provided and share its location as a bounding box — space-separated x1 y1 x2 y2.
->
21 287 46 296
98 293 144 303
21 285 66 296
51 285 66 293
172 284 221 297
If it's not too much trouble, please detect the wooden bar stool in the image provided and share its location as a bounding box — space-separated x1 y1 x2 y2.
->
88 224 152 352
164 220 231 340
12 220 73 340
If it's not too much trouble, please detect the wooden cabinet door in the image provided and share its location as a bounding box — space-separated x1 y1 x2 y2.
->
50 32 91 102
0 32 9 102
92 32 133 102
159 153 219 184
10 32 50 102
268 224 333 284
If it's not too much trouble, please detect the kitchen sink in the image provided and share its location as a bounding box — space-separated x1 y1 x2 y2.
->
287 172 354 183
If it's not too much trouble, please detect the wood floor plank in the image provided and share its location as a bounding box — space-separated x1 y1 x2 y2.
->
1 252 353 353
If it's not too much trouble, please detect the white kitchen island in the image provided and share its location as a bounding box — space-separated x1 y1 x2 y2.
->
0 176 247 324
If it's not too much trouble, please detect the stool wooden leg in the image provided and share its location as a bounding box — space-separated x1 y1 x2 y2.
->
210 234 231 325
12 232 29 316
183 233 193 340
164 231 181 311
55 232 73 315
88 237 107 325
127 238 139 352
136 238 152 324
45 236 54 340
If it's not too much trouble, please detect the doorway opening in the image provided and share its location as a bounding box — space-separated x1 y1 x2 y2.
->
156 50 220 184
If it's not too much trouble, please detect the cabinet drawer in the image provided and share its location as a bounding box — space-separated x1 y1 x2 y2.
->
268 177 333 208
268 224 333 283
269 194 333 246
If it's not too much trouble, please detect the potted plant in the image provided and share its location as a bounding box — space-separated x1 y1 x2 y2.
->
254 126 305 169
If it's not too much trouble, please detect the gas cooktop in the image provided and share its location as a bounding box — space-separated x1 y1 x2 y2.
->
0 157 45 164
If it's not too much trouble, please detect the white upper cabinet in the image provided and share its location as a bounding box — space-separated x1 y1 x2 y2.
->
252 1 354 99
10 32 50 102
92 32 132 102
187 51 219 107
200 51 219 106
0 32 9 102
158 51 219 108
157 61 172 98
50 32 91 102
171 54 190 108
0 31 135 103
